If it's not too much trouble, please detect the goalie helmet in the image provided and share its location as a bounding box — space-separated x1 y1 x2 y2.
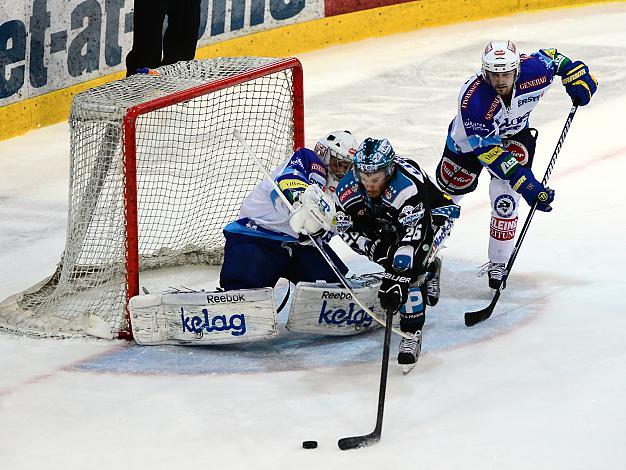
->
353 137 396 179
314 130 358 179
481 40 520 81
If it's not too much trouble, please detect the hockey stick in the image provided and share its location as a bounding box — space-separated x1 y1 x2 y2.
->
338 306 395 450
464 104 578 327
232 130 410 339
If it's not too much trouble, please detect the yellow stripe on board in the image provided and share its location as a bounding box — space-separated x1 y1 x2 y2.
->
0 0 621 141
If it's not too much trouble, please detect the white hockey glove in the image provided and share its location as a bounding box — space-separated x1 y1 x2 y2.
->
288 184 337 237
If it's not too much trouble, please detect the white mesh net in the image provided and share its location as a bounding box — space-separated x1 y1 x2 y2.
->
0 57 301 339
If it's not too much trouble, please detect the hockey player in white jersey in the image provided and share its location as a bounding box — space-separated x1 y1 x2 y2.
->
435 40 597 289
219 130 359 291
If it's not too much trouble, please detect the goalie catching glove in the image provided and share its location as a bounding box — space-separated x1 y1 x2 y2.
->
288 184 337 238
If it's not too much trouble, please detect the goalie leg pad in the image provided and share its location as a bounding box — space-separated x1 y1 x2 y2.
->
286 274 384 336
130 288 278 345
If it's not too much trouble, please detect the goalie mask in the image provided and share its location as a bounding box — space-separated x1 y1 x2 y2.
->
481 40 520 83
314 130 358 180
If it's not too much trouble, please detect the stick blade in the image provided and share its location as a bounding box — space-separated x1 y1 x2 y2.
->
338 432 380 450
464 304 494 327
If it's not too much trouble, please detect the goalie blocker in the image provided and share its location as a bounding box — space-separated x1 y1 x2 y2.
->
130 275 386 345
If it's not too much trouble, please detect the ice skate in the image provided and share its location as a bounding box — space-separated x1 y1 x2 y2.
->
398 330 422 375
479 262 507 290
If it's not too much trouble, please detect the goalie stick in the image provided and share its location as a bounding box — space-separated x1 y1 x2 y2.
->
465 105 578 327
233 130 411 339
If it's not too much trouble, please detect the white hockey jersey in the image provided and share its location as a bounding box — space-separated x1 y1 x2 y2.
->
224 148 329 242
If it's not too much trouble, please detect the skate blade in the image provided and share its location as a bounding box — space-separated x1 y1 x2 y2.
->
401 363 417 375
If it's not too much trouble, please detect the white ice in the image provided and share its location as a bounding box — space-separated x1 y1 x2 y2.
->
1 3 626 469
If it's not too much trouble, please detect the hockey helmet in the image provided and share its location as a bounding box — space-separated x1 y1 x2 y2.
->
353 137 396 179
481 40 520 81
314 130 358 179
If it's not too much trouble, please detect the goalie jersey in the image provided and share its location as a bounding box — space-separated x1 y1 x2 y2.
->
224 148 328 242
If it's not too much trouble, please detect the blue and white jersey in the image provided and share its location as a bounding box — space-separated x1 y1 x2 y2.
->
447 51 558 176
224 148 328 242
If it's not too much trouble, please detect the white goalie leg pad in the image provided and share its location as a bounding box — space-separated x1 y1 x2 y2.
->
130 288 278 345
286 274 385 335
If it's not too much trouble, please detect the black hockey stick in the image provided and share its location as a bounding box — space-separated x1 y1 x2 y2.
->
465 104 578 327
338 306 395 450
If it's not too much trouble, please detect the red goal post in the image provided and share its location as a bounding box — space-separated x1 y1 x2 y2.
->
0 57 304 340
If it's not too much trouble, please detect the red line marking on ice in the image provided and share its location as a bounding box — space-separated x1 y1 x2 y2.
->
0 343 127 398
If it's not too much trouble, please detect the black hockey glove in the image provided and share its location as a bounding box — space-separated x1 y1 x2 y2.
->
365 239 394 267
378 271 412 312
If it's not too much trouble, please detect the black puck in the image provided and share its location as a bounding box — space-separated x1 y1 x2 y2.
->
302 440 318 449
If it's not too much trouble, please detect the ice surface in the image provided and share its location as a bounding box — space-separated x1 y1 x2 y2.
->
1 4 625 469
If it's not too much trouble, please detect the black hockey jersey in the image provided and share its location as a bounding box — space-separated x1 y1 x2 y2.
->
335 157 453 276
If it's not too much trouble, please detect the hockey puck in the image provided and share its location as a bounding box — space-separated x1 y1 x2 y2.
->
302 440 318 449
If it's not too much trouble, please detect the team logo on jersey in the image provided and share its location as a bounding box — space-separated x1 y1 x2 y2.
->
490 216 518 241
438 157 477 192
517 95 540 106
338 183 358 203
384 186 398 200
499 156 518 177
461 78 482 110
503 139 529 165
398 204 425 227
494 194 516 218
311 162 326 174
484 96 501 121
478 146 503 165
519 75 548 91
464 119 489 132
290 156 304 168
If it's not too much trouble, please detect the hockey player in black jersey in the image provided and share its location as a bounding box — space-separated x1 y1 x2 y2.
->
335 138 459 371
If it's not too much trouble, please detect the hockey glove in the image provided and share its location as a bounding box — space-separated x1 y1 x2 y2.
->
289 184 336 236
510 166 555 212
378 271 412 312
561 61 597 106
365 239 394 267
535 187 555 212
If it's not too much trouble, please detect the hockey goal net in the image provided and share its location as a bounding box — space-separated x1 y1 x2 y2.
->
0 57 304 339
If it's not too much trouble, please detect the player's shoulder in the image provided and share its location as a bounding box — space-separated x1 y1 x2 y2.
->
516 52 555 92
458 74 499 118
282 148 328 187
289 147 326 172
382 158 423 206
335 171 362 206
